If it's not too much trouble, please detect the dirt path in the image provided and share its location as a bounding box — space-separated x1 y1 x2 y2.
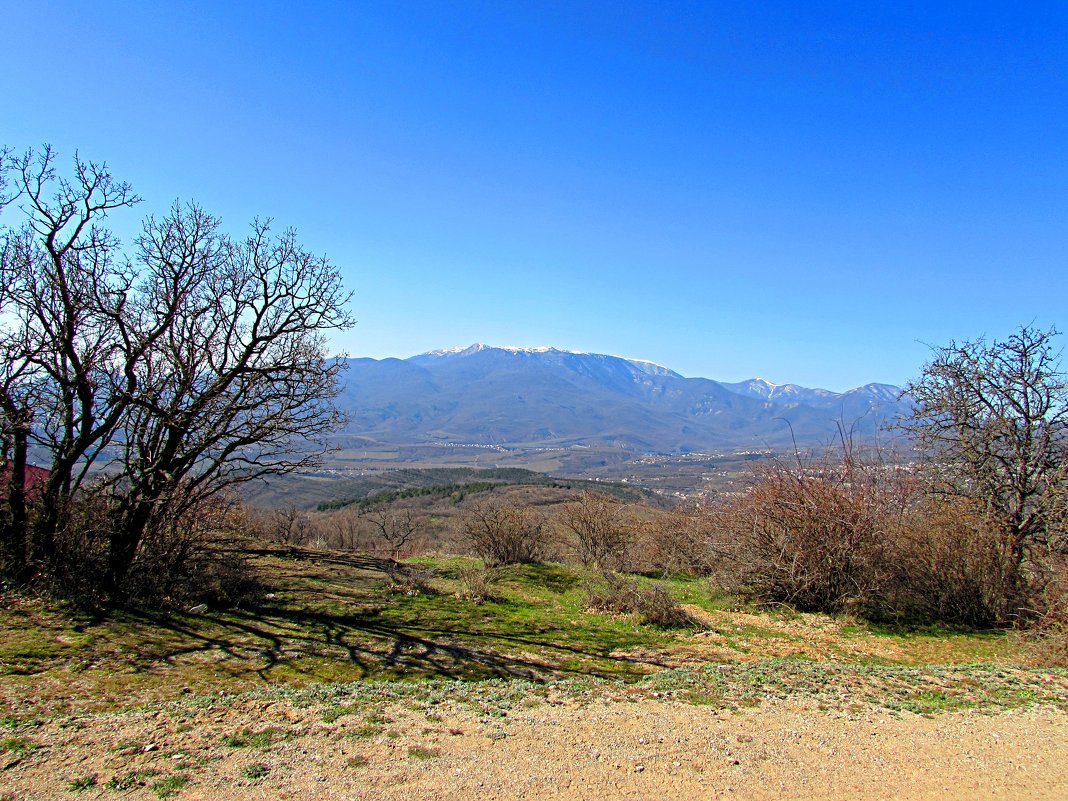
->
6 693 1067 801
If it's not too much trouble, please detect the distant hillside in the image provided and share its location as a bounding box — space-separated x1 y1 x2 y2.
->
332 344 909 453
315 467 658 510
244 466 660 510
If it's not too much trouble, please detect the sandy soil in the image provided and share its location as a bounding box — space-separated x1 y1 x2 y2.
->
6 692 1067 801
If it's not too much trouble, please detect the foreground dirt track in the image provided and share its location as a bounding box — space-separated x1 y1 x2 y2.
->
9 695 1068 801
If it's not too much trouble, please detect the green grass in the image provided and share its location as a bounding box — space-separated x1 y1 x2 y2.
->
321 703 361 722
220 727 291 748
242 762 270 779
66 774 97 792
0 736 37 754
348 724 384 739
0 542 1045 723
106 768 163 791
150 774 189 799
407 745 441 760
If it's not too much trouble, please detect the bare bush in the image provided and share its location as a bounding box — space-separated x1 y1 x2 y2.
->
584 573 694 628
1019 574 1068 666
328 508 365 552
880 497 1012 627
643 501 719 576
267 507 317 546
455 565 499 604
385 563 437 596
557 492 635 572
702 445 1042 627
459 501 546 566
707 454 909 614
47 491 262 609
901 324 1068 618
362 508 423 557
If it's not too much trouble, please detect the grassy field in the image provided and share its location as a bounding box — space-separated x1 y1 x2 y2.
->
2 538 1065 731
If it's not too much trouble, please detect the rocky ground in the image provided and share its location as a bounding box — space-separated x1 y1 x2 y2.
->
5 678 1067 801
4 547 1067 800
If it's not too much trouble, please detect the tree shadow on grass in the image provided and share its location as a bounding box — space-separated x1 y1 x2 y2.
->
124 599 671 685
124 606 670 687
112 544 673 685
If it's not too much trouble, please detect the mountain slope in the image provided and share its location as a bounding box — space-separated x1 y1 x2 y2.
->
334 345 909 452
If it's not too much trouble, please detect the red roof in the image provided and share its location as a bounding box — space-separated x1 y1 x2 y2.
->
0 462 50 498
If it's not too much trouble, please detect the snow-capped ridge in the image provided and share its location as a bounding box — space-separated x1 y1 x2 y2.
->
419 343 566 358
413 343 676 376
409 345 900 398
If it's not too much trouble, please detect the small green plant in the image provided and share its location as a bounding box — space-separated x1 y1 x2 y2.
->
109 738 143 753
347 754 369 768
0 737 36 754
321 703 360 723
407 745 440 760
242 762 269 780
107 769 162 791
150 774 190 799
67 774 97 792
221 727 287 748
348 724 383 739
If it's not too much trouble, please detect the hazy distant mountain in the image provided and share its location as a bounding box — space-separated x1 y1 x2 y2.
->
716 378 839 405
334 344 909 452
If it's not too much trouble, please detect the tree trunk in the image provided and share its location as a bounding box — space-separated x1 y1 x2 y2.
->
1 411 33 581
106 505 150 601
9 416 30 572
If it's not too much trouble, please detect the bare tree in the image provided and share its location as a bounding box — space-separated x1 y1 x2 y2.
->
901 324 1068 611
101 205 351 590
557 491 634 573
362 508 422 557
0 145 141 578
460 500 545 566
0 145 354 599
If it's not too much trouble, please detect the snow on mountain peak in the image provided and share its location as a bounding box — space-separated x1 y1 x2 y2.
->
419 343 563 358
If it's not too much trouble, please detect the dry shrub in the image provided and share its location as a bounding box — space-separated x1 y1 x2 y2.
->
558 492 636 572
455 565 499 604
584 573 694 628
643 502 718 575
460 501 546 566
46 490 114 605
385 564 437 596
43 491 263 609
704 451 1050 627
114 496 263 609
880 497 1011 627
707 456 907 614
1020 577 1068 666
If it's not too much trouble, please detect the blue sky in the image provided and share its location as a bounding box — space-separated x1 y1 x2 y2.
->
3 2 1066 390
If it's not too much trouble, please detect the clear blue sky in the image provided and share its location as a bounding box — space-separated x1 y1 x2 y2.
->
3 2 1066 390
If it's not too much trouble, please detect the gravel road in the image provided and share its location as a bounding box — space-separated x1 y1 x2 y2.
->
8 693 1067 800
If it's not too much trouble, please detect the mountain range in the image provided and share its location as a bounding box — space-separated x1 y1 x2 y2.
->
332 344 909 454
